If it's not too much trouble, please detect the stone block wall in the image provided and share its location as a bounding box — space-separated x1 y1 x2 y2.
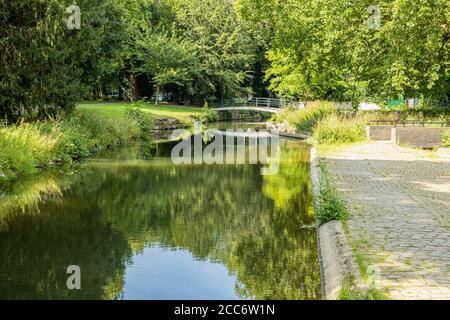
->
366 126 392 141
394 127 446 149
367 125 449 149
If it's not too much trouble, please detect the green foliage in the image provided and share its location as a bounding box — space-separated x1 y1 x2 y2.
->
0 123 59 182
338 279 387 300
276 101 335 133
241 0 449 103
314 114 368 145
192 105 220 123
0 0 123 120
125 107 154 138
170 0 254 101
0 112 140 186
317 172 348 224
442 130 450 148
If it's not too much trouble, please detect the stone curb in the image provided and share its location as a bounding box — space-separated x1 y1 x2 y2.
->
310 147 363 300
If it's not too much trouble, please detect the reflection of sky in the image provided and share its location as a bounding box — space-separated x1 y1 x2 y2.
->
121 246 242 300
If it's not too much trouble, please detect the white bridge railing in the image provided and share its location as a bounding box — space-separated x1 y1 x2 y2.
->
212 97 293 109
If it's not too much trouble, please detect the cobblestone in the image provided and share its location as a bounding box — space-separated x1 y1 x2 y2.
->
322 142 450 299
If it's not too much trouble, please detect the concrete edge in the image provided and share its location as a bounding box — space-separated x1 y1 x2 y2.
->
310 147 363 300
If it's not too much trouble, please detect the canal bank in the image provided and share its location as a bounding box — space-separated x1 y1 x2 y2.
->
0 122 322 299
310 148 363 300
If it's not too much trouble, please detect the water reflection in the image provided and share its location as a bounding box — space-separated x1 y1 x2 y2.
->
0 133 321 300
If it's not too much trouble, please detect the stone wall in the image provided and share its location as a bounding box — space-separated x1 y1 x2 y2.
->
366 126 392 141
367 125 449 149
150 117 188 140
218 110 269 122
394 127 446 149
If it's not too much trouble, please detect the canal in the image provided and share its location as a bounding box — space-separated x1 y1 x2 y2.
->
0 123 321 299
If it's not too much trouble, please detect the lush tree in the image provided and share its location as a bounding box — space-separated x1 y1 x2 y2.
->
0 0 126 119
171 0 254 103
239 0 449 104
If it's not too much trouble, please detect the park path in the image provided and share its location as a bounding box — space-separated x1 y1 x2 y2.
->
321 142 450 299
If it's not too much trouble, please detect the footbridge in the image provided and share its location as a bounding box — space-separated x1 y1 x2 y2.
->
211 97 292 114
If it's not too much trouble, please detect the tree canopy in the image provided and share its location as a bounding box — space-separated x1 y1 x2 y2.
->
0 0 448 119
239 0 449 103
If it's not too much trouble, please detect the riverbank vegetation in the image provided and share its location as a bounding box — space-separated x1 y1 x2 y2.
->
315 164 348 224
77 103 203 122
0 111 142 186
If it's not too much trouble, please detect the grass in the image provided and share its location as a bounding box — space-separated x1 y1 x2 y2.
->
0 110 142 187
0 101 207 187
314 114 369 146
77 102 203 122
275 101 369 147
274 101 335 133
316 163 389 300
316 164 349 224
338 278 387 300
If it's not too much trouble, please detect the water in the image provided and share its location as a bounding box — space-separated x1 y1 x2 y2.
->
0 124 321 300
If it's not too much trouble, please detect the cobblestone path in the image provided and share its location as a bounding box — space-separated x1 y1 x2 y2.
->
321 142 450 299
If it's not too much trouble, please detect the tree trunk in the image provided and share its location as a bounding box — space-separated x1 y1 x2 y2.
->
155 85 160 106
98 84 104 99
118 84 124 101
130 73 138 102
183 94 191 106
102 83 107 99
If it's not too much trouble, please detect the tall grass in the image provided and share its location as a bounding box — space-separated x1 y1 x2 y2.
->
0 123 59 181
314 114 369 146
276 101 335 133
0 111 141 186
317 169 349 224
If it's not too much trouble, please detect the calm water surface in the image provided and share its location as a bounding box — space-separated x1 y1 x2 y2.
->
0 123 321 299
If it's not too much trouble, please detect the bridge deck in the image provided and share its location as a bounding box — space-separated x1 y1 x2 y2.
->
213 106 281 114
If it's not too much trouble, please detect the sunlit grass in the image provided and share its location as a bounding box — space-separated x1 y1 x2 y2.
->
77 102 203 122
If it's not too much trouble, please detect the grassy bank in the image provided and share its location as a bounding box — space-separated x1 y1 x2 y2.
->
77 102 203 122
0 103 203 187
274 102 370 147
275 101 449 148
0 111 140 186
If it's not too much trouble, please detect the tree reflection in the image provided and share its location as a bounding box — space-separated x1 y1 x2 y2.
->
0 140 321 299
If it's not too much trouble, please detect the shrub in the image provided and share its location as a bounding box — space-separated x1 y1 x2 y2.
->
0 111 141 186
57 111 140 160
276 101 335 132
56 116 93 161
191 104 220 123
317 175 348 224
338 278 387 300
314 114 368 145
125 108 153 139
